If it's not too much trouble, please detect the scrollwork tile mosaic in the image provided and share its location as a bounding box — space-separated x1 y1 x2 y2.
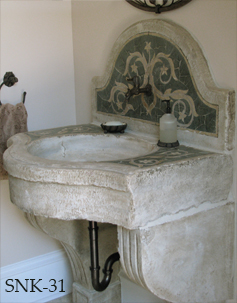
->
96 33 218 136
112 145 214 168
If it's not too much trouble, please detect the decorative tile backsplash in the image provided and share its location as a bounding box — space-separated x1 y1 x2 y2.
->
97 33 218 136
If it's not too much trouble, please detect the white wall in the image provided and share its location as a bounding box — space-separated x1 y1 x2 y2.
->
0 1 76 131
0 1 76 267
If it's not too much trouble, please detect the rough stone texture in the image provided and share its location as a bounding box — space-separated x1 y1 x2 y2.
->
25 214 120 303
118 203 235 303
73 281 121 303
6 141 233 229
27 133 155 162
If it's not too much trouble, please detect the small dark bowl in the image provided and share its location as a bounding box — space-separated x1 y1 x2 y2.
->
101 122 127 133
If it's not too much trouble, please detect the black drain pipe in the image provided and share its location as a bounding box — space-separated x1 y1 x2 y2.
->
88 221 120 292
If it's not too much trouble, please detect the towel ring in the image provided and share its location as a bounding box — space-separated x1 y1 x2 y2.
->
0 72 26 106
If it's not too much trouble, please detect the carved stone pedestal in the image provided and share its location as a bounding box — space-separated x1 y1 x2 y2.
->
25 201 235 303
25 214 121 303
73 281 121 303
118 203 235 303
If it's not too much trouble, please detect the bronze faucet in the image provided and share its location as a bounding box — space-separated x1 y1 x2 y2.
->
125 76 152 101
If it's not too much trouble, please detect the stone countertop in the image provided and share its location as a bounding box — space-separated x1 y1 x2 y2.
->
3 124 233 229
6 123 218 169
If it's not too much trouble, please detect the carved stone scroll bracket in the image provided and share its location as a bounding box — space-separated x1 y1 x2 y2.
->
118 203 235 303
118 227 148 290
24 214 121 303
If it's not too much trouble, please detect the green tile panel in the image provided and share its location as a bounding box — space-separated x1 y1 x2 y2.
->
96 33 218 136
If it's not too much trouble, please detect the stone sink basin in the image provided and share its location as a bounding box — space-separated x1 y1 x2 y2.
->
3 123 233 230
27 132 156 163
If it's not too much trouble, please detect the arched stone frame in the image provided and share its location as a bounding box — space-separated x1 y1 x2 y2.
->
92 19 235 151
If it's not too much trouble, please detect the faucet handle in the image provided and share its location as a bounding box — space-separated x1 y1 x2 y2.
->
126 76 140 88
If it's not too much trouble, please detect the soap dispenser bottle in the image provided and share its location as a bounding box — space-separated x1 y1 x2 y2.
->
158 100 179 147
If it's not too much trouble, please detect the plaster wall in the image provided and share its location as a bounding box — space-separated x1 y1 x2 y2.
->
0 1 76 267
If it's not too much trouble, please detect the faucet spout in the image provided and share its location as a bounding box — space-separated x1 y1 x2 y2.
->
125 76 152 101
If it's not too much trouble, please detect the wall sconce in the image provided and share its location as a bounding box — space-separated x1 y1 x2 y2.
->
126 0 192 14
